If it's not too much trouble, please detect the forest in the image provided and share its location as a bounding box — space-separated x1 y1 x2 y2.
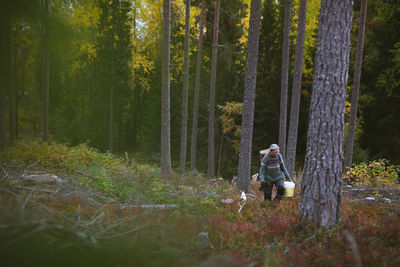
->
1 0 400 266
1 0 400 177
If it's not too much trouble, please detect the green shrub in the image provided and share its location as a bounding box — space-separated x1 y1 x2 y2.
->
343 159 399 187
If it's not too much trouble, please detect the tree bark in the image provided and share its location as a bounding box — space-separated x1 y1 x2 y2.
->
179 0 191 175
344 0 368 171
8 16 16 145
285 0 308 177
299 0 353 227
190 0 205 174
0 7 7 150
109 84 114 152
279 0 292 161
161 0 172 175
42 0 49 142
208 0 220 178
237 0 262 193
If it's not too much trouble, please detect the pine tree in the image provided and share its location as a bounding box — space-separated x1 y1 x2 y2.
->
0 1 7 150
179 0 191 175
161 0 172 175
190 0 205 174
344 0 368 170
286 0 308 177
279 0 292 160
237 0 262 193
42 0 49 142
208 0 220 178
299 0 353 227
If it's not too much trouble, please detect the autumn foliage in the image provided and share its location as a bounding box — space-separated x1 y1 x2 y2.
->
1 140 400 266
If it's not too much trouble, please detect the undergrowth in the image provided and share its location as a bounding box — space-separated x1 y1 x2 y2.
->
1 139 227 214
1 139 400 266
343 159 400 188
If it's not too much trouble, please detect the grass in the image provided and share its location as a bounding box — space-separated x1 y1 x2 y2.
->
1 139 400 266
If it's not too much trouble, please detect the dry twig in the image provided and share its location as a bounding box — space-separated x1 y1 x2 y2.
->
98 223 164 240
15 186 57 194
0 164 8 178
342 230 362 267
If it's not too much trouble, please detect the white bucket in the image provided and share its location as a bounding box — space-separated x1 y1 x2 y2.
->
283 181 295 197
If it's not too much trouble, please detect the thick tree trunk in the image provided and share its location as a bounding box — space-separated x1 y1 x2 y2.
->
208 0 220 178
299 0 353 227
161 0 172 175
344 0 368 171
279 0 292 161
190 0 205 174
285 0 307 177
179 0 191 175
237 0 262 193
42 0 49 142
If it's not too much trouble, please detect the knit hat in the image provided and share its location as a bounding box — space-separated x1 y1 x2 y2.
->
269 144 279 151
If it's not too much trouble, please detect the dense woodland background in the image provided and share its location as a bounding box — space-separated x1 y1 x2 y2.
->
1 0 400 179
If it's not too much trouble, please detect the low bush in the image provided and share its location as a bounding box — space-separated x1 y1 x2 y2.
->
343 159 400 187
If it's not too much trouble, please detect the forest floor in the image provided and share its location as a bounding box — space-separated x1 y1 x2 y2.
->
1 158 400 267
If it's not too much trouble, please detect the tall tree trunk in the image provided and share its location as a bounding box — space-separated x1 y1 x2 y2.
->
217 132 224 177
279 0 292 161
8 17 16 145
208 0 220 178
42 0 49 142
161 0 172 175
109 85 114 152
16 70 24 138
285 0 308 178
179 0 191 175
190 0 205 174
344 0 368 171
237 0 262 193
299 0 353 227
0 8 7 150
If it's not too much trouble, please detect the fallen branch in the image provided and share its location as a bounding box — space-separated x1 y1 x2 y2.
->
304 233 316 243
0 164 8 178
22 192 33 210
27 160 41 169
15 186 57 194
0 187 23 198
98 223 164 240
95 213 149 237
128 204 179 209
85 210 104 227
74 169 92 178
7 225 45 246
